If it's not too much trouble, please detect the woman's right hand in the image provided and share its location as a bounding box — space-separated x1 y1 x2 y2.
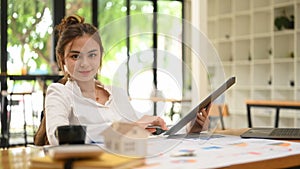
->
136 115 168 133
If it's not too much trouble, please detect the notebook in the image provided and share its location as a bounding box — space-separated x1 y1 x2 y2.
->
162 76 236 137
30 151 145 169
45 144 103 160
240 128 300 140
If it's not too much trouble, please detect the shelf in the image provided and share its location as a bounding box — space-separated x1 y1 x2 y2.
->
234 64 251 86
235 11 251 16
251 110 274 118
273 62 294 87
235 14 250 36
234 35 251 41
253 37 271 60
253 0 271 9
234 0 250 12
297 3 300 30
218 38 233 43
297 61 300 87
273 58 294 63
234 86 252 90
253 11 271 34
218 18 232 39
273 0 295 7
279 109 299 119
252 86 272 90
297 32 300 58
235 89 251 110
252 33 272 39
252 59 271 64
274 33 294 59
207 0 217 17
273 86 295 90
223 64 232 77
221 61 233 66
217 0 232 15
219 14 234 20
253 6 272 13
235 60 251 65
208 20 217 40
273 89 295 100
208 16 218 21
235 39 251 61
218 41 233 61
274 30 294 36
207 0 300 129
253 63 271 86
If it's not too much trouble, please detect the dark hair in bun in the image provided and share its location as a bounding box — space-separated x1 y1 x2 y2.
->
55 14 104 82
56 14 85 36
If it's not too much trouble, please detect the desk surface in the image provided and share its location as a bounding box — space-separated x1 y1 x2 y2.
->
246 100 300 107
214 128 300 169
1 129 300 169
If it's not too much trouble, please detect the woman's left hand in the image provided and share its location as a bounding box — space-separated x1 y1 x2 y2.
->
188 103 211 133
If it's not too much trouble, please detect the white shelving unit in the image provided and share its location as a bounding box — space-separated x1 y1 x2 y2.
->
207 0 300 128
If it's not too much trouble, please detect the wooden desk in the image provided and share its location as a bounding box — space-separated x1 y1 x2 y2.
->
246 100 300 128
214 128 300 169
0 146 44 169
1 129 300 169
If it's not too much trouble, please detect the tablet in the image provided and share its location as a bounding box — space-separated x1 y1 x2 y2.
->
164 76 236 136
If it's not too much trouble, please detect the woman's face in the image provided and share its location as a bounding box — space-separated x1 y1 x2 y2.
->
64 34 101 82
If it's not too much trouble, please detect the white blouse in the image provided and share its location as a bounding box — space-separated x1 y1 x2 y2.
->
45 80 138 145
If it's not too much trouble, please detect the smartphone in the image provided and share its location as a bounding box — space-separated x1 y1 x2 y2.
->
146 125 166 135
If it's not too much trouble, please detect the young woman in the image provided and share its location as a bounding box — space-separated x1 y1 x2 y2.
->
45 14 209 145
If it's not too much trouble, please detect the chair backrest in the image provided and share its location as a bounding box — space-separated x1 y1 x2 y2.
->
34 77 66 146
209 104 229 130
210 104 229 116
33 110 49 146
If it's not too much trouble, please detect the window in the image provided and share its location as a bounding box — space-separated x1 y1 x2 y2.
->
98 0 186 121
66 0 92 23
7 0 53 75
4 0 186 119
0 0 188 147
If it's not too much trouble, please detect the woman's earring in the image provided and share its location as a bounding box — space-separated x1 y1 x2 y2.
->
64 65 68 72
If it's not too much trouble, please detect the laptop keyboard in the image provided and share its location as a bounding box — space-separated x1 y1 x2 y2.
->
270 128 300 136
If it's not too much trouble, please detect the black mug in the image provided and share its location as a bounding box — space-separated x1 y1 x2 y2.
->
55 125 87 145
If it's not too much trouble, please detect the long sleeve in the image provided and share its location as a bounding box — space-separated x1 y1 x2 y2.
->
45 81 140 145
45 83 72 145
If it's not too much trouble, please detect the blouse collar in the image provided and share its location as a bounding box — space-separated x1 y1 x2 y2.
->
65 79 113 107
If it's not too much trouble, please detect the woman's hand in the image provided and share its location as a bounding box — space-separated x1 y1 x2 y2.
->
187 104 211 133
136 115 168 133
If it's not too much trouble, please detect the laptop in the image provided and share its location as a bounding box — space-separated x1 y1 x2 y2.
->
150 76 236 137
240 128 300 140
